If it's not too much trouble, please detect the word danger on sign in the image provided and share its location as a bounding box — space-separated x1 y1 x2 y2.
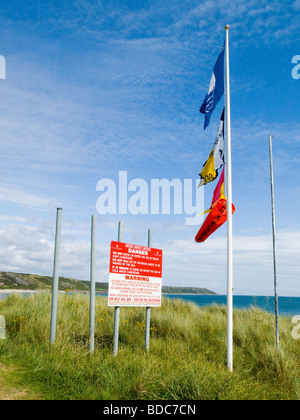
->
108 241 163 307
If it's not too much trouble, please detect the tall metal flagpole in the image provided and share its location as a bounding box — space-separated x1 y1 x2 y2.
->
268 134 280 348
225 25 233 372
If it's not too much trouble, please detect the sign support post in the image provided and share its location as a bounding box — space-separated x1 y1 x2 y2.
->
145 229 152 352
113 221 123 356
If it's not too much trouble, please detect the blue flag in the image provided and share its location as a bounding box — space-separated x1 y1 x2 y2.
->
200 43 225 130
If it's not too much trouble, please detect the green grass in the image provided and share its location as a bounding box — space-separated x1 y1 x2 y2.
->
0 293 299 400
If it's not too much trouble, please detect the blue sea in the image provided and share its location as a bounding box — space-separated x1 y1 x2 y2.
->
164 294 300 317
93 293 300 316
1 292 299 316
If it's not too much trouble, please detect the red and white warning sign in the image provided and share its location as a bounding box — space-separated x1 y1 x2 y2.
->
108 241 163 307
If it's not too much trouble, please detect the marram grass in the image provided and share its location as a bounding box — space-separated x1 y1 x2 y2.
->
0 293 299 400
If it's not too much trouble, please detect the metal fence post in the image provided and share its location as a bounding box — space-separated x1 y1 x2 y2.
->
50 208 63 345
89 215 96 355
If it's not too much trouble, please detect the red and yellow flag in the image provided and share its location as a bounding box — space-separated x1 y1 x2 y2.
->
202 166 226 215
195 167 235 243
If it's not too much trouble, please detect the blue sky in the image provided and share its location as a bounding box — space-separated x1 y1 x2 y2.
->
0 0 299 296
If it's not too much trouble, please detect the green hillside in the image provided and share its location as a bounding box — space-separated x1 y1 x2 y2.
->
0 271 216 295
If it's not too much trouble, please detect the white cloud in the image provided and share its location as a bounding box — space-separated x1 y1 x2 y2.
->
160 230 300 296
0 219 110 281
0 214 298 296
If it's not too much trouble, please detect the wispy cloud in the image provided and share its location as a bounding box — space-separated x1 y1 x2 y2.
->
0 185 56 210
0 209 298 296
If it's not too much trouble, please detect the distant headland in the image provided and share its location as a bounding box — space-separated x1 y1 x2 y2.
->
0 271 217 295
